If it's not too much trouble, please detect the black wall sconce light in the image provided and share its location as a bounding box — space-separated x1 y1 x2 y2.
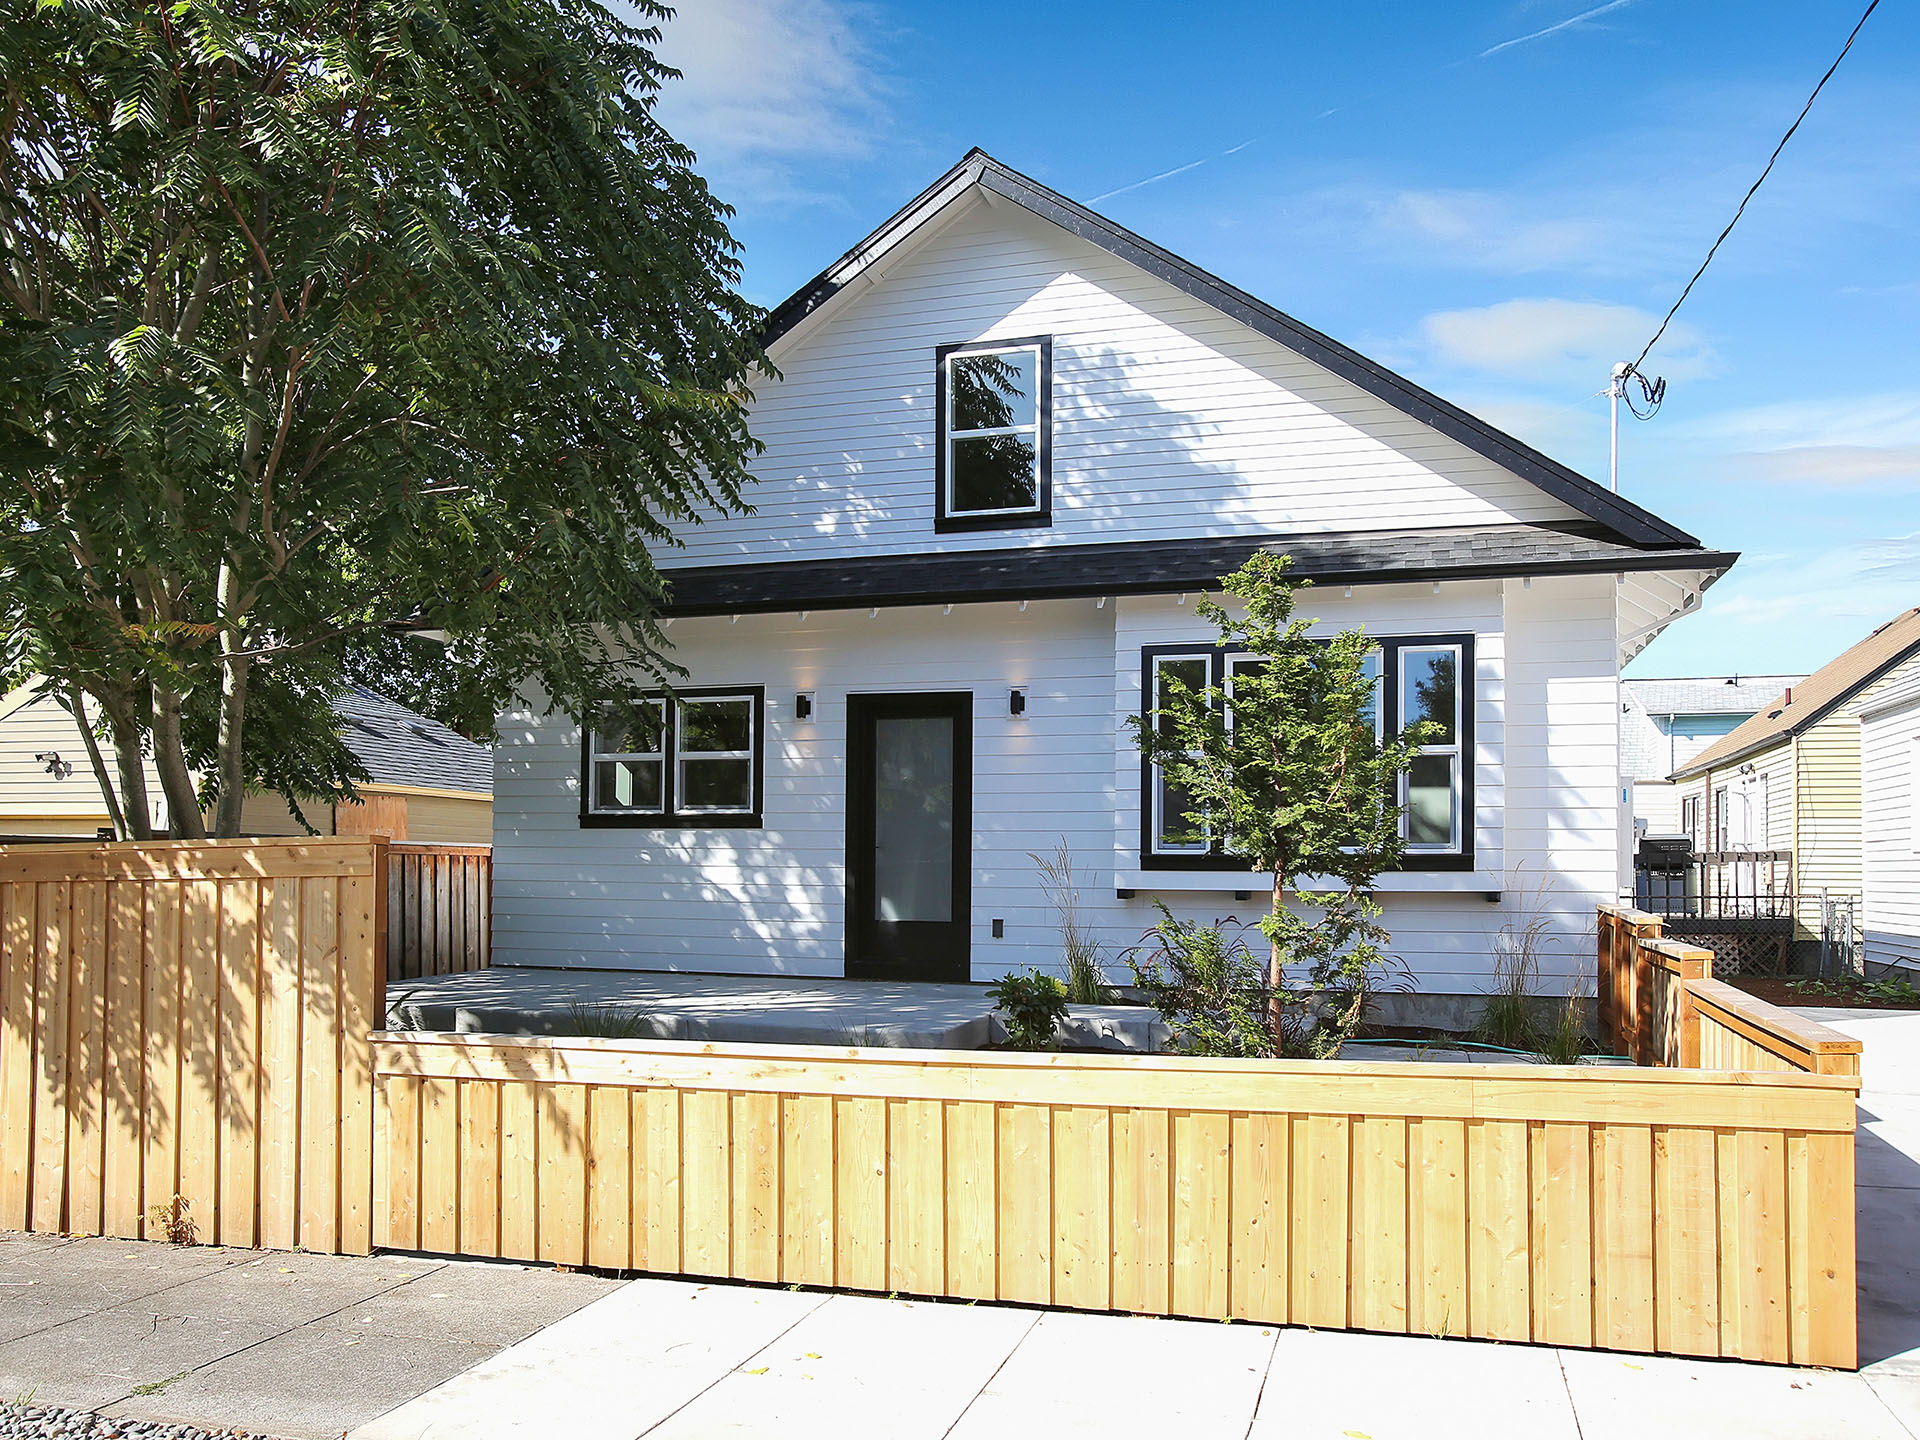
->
1008 687 1027 717
794 692 814 721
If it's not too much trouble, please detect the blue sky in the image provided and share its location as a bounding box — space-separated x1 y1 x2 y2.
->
645 0 1918 678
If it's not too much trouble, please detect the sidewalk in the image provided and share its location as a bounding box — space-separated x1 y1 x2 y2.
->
2 1007 1916 1440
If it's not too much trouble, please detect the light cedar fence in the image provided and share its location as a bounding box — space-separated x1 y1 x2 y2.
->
1598 904 1863 1078
0 838 383 1253
385 843 490 982
371 1030 1860 1368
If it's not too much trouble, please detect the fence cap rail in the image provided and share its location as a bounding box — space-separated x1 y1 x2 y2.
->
1599 903 1666 928
0 834 379 881
386 842 493 856
1641 937 1715 972
1689 979 1865 1056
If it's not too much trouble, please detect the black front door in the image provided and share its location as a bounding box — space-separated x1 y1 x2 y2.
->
845 692 972 981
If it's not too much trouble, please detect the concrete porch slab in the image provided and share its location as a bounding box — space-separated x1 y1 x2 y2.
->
385 965 1170 1051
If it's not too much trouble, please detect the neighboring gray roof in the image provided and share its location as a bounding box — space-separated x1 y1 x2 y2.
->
1620 698 1669 784
336 687 491 795
1623 675 1804 717
662 521 1736 618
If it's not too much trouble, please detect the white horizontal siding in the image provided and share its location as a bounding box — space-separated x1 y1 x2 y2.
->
0 687 169 834
1861 658 1920 969
492 574 1627 995
668 197 1583 567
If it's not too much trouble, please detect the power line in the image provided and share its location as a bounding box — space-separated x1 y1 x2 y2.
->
1629 0 1880 373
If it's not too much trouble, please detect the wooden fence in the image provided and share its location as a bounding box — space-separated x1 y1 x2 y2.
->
384 843 489 982
1598 904 1863 1078
372 1030 1859 1368
0 838 383 1252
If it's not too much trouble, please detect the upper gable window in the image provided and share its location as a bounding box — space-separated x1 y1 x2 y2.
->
935 336 1052 532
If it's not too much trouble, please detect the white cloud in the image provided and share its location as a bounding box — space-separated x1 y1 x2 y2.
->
1416 299 1713 386
646 0 885 205
1479 0 1637 60
1380 190 1609 273
1678 393 1920 489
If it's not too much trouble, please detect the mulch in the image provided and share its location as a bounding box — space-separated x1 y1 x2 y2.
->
1728 976 1920 1011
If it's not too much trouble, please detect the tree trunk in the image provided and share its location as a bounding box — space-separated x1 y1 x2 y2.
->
66 686 128 840
151 686 206 839
210 560 250 837
96 687 156 840
1267 870 1288 1047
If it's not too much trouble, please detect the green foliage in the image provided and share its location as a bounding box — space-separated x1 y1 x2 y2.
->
1126 904 1275 1058
0 0 764 835
1788 972 1920 1004
1535 997 1590 1066
988 968 1069 1051
1030 840 1108 1003
1128 553 1433 1055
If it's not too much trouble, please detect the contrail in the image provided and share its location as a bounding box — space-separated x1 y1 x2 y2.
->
1089 136 1259 205
1479 0 1635 59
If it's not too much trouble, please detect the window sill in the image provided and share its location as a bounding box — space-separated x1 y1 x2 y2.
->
934 510 1052 534
1115 869 1502 895
580 812 763 830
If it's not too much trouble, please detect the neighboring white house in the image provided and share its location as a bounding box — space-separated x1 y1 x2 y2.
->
491 150 1732 1001
1621 675 1803 837
1861 656 1920 973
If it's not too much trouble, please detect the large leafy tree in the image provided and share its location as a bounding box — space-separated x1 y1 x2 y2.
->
0 0 763 836
1130 553 1435 1054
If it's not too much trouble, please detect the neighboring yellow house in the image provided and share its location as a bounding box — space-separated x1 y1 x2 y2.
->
0 681 491 844
1669 607 1920 943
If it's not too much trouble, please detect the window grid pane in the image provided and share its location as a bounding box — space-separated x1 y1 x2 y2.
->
676 695 755 813
945 344 1044 518
1398 643 1463 853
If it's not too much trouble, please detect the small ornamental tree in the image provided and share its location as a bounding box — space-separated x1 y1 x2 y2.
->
1128 552 1435 1056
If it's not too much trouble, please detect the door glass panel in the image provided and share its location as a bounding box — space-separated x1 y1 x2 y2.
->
872 715 954 923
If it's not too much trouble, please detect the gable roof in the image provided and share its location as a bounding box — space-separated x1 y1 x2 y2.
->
1671 609 1920 780
335 686 491 796
759 150 1701 552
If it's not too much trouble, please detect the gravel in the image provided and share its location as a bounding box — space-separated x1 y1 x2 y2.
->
0 1403 279 1440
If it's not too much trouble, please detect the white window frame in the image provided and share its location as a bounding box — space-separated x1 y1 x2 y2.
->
1148 650 1215 857
582 688 763 827
1396 641 1465 855
938 338 1049 524
675 695 758 816
586 698 666 817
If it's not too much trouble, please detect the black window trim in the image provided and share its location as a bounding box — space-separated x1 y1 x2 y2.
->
580 685 765 829
934 334 1053 533
1137 635 1476 873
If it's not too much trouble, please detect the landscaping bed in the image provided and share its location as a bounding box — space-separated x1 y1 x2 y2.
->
1734 975 1920 1011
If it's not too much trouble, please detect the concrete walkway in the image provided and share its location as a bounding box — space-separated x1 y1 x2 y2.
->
4 1008 1917 1439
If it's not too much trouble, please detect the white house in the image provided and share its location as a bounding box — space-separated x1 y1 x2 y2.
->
1858 637 1920 974
1621 674 1802 837
491 151 1732 1004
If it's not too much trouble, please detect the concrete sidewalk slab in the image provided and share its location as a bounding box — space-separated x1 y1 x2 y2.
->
944 1309 1278 1440
325 1257 623 1348
352 1278 828 1440
0 1307 284 1413
1557 1345 1912 1440
1248 1328 1581 1439
139 1250 448 1331
644 1293 1037 1439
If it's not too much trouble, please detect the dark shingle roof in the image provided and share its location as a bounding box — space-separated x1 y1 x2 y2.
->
659 522 1736 618
335 687 491 795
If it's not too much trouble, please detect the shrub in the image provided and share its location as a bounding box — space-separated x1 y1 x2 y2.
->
988 968 1069 1050
149 1195 196 1246
1126 905 1277 1058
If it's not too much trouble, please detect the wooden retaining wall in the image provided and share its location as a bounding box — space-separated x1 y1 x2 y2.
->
1692 980 1865 1077
385 843 490 982
372 1031 1860 1368
0 838 383 1252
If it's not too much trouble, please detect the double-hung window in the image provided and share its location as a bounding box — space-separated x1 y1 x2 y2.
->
935 336 1051 531
582 688 763 827
1396 642 1470 859
1145 650 1215 857
1139 635 1473 870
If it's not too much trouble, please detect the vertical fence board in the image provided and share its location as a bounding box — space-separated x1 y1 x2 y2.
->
499 1081 538 1262
31 881 70 1232
101 881 144 1238
461 1079 501 1260
780 1093 834 1286
1409 1116 1467 1339
140 884 181 1233
177 880 218 1238
944 1098 996 1300
888 1097 944 1297
257 879 301 1251
298 877 339 1253
836 1095 887 1292
682 1089 731 1277
536 1084 588 1267
65 881 107 1236
1531 1121 1593 1348
997 1103 1051 1305
1229 1110 1289 1324
1051 1105 1108 1312
216 881 260 1248
0 885 34 1230
1350 1114 1407 1334
1110 1106 1170 1317
1171 1109 1229 1319
588 1085 632 1272
731 1090 779 1284
420 1077 459 1255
